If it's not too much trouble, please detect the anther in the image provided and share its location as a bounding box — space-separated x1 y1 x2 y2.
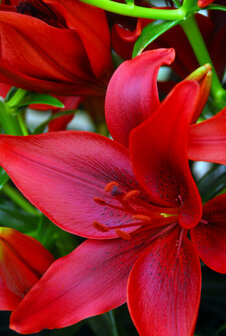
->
132 215 151 222
93 221 109 232
115 229 131 240
123 189 140 201
104 181 119 192
93 197 106 205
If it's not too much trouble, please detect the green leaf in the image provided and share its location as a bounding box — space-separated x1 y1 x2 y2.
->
0 198 39 232
16 93 64 108
132 19 181 58
206 4 226 11
4 86 18 102
87 311 118 336
0 168 9 191
33 109 76 134
197 164 226 202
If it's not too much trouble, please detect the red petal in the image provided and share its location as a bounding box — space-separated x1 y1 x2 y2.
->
0 227 54 310
130 81 202 229
0 277 21 311
0 132 140 238
191 194 226 274
10 231 153 334
0 12 105 95
0 60 104 96
198 0 214 8
44 0 113 80
188 108 226 165
105 49 175 147
48 96 82 132
127 227 201 336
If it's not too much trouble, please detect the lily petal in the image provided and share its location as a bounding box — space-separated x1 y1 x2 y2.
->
127 227 201 336
0 227 54 310
105 49 175 147
10 230 155 334
130 81 202 228
0 277 21 311
0 131 140 238
188 108 226 165
44 0 112 80
191 194 226 274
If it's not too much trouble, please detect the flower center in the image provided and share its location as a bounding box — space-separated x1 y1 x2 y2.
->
92 181 179 240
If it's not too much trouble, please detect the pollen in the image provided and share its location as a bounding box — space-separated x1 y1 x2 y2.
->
104 181 119 192
115 229 131 240
123 189 140 201
93 221 109 232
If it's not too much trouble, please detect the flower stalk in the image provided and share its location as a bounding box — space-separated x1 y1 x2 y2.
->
180 14 226 108
79 0 185 20
1 184 39 216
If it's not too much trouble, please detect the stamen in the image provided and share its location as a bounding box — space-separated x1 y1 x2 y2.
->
104 181 119 192
93 221 109 232
115 229 131 240
93 197 106 205
132 214 151 222
123 189 140 201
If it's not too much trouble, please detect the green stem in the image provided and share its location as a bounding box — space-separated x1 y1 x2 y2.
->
7 88 27 108
180 15 226 107
0 102 23 135
79 0 185 20
2 184 39 215
107 311 118 336
17 113 29 136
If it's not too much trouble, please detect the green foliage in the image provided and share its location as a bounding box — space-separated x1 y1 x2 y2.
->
197 164 226 203
132 19 181 57
0 168 9 191
14 93 64 108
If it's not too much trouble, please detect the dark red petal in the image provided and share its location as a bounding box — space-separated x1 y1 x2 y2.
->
0 60 104 96
0 131 139 238
111 19 142 60
191 194 226 274
188 108 226 165
48 96 82 132
10 231 154 334
130 80 202 229
105 49 175 147
0 12 105 95
0 12 93 81
44 0 113 80
127 227 201 336
0 227 54 310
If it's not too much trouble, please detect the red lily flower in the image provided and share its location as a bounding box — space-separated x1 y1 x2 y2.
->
105 49 226 164
0 227 54 310
0 79 225 335
112 13 226 83
0 0 113 96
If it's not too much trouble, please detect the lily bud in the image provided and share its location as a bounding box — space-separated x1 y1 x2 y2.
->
186 64 212 123
0 227 54 310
